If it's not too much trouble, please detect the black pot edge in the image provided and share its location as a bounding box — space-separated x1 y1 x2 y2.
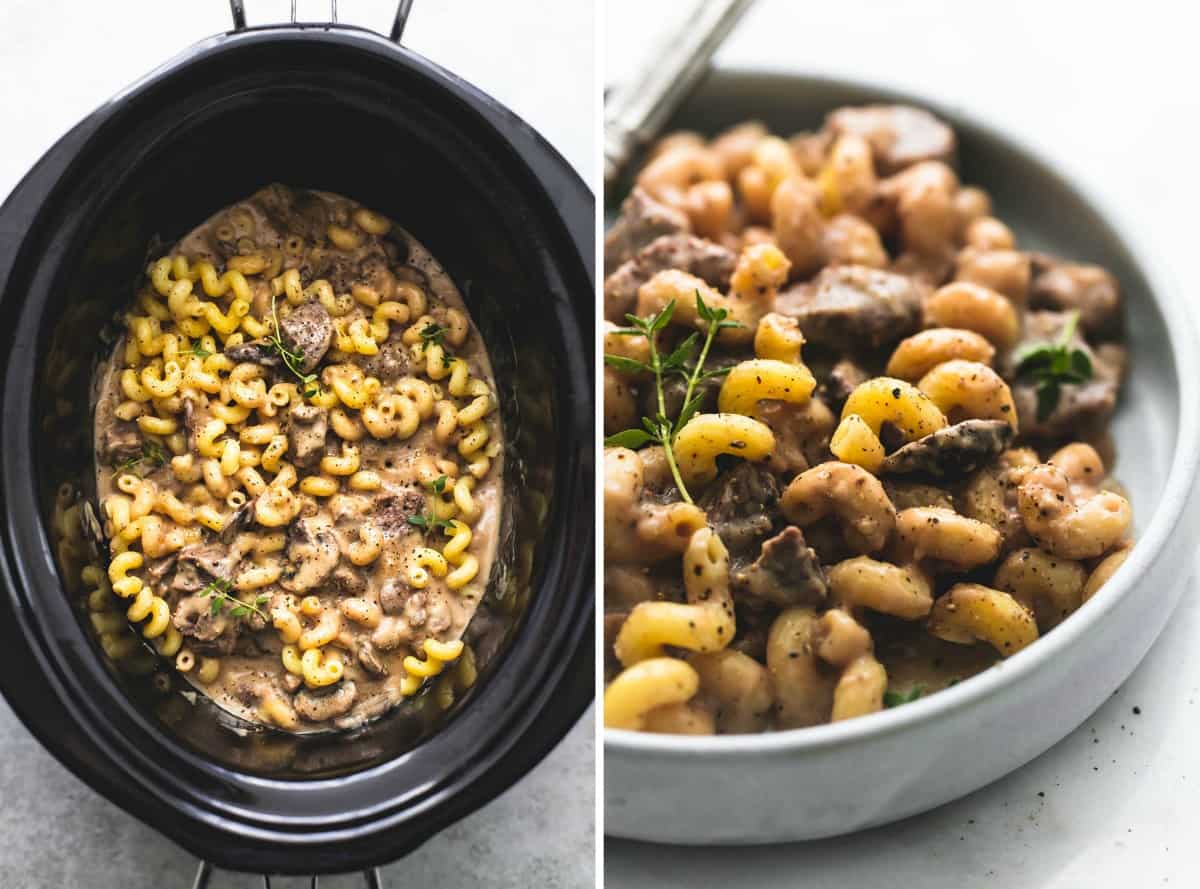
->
0 22 596 874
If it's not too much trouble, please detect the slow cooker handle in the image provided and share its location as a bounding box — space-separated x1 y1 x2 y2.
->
227 0 414 43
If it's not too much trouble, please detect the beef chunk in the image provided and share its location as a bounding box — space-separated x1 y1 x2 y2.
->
697 462 780 558
286 403 328 469
819 359 870 412
604 187 691 276
374 491 426 539
825 105 956 175
145 553 178 585
357 641 388 677
732 526 826 608
777 265 924 351
172 594 237 656
881 419 1014 478
1008 311 1121 440
330 565 367 596
278 300 333 373
1013 379 1117 442
309 251 361 294
170 560 207 594
1028 254 1121 336
890 247 956 288
755 399 835 477
358 329 411 382
101 421 143 464
604 233 736 322
281 516 339 593
379 578 412 615
223 340 281 367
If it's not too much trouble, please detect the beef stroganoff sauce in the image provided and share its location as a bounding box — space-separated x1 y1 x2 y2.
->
92 185 502 732
603 107 1134 734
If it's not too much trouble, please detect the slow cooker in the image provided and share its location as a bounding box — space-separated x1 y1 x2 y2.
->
0 3 593 875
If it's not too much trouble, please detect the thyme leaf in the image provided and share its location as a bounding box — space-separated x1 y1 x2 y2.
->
116 439 169 475
406 512 454 534
883 685 925 708
419 322 454 367
267 292 322 398
1013 311 1093 420
198 577 271 622
602 290 743 504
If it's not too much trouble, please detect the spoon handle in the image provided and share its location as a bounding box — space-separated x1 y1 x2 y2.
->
604 0 756 190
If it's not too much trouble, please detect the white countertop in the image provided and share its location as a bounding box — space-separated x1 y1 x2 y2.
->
0 1 594 886
605 1 1200 886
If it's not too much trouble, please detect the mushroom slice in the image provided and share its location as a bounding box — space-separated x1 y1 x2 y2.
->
294 680 358 722
881 419 1013 478
281 515 340 593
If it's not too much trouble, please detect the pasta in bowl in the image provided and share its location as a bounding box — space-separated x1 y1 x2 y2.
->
605 105 1132 734
604 71 1199 843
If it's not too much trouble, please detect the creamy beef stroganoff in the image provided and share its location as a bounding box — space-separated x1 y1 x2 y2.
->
93 185 501 731
603 107 1132 734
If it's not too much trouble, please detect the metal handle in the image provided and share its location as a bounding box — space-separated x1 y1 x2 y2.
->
192 861 384 888
603 0 755 189
228 0 413 44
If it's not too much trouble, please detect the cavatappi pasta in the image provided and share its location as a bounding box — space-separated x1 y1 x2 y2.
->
603 106 1133 734
92 185 501 731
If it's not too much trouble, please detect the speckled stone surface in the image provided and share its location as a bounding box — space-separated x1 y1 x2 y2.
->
0 700 594 888
0 1 595 886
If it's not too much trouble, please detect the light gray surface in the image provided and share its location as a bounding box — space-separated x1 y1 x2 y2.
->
605 0 1200 886
0 1 595 886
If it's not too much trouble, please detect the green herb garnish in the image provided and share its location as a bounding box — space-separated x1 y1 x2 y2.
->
1012 311 1093 421
116 439 169 475
603 291 742 504
268 292 322 398
407 512 454 534
426 475 449 494
183 343 212 359
419 322 454 367
883 685 925 708
198 577 271 621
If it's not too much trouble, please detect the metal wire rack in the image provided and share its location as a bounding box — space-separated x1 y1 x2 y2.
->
192 863 384 888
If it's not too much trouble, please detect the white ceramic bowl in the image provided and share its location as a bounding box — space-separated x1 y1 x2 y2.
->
605 69 1200 844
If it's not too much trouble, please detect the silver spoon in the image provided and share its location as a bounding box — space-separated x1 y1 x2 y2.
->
604 0 756 190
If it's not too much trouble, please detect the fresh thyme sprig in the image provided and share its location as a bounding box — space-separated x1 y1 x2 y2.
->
603 291 742 504
1013 310 1093 420
406 476 454 535
419 322 454 367
116 439 169 475
198 577 271 621
268 292 322 398
407 512 454 534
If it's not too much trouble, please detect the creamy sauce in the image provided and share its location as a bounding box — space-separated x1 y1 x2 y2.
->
92 185 502 732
